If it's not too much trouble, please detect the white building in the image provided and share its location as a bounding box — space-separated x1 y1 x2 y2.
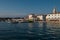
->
28 14 34 20
37 15 43 21
46 8 60 21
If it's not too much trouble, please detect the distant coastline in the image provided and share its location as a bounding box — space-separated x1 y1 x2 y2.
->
0 8 60 23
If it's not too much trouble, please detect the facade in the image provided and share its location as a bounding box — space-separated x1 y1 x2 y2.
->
37 15 43 21
27 8 60 21
46 14 60 21
28 14 37 21
28 14 34 20
28 14 47 21
46 8 60 21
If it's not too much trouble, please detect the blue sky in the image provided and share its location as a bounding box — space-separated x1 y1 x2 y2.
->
0 0 60 17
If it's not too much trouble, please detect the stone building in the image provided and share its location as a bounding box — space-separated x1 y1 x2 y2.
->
46 8 60 21
37 15 43 21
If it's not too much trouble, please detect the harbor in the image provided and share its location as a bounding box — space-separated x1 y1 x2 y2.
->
0 0 60 40
0 8 60 23
0 21 60 40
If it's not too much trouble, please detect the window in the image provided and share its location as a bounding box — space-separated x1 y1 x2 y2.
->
49 15 50 16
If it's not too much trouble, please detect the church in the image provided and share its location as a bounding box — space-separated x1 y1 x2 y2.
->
46 8 60 21
27 8 60 21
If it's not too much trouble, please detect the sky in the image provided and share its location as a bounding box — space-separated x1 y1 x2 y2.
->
0 0 60 17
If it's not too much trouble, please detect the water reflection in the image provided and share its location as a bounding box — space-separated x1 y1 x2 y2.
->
0 22 60 40
47 22 60 40
38 22 43 27
28 23 33 28
28 22 48 40
47 22 60 30
42 22 47 34
28 23 38 32
38 22 47 33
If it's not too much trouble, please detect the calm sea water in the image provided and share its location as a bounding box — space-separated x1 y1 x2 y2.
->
0 22 60 40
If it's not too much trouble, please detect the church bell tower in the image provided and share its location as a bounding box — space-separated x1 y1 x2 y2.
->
53 8 57 14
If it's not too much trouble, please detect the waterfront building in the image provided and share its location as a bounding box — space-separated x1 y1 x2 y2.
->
28 14 34 20
36 14 47 21
28 14 38 22
37 15 43 21
28 14 35 21
46 8 60 21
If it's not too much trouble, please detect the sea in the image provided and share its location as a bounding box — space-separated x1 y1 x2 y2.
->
0 21 60 40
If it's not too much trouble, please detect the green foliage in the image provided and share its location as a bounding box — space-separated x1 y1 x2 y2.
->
28 19 33 22
28 19 33 21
